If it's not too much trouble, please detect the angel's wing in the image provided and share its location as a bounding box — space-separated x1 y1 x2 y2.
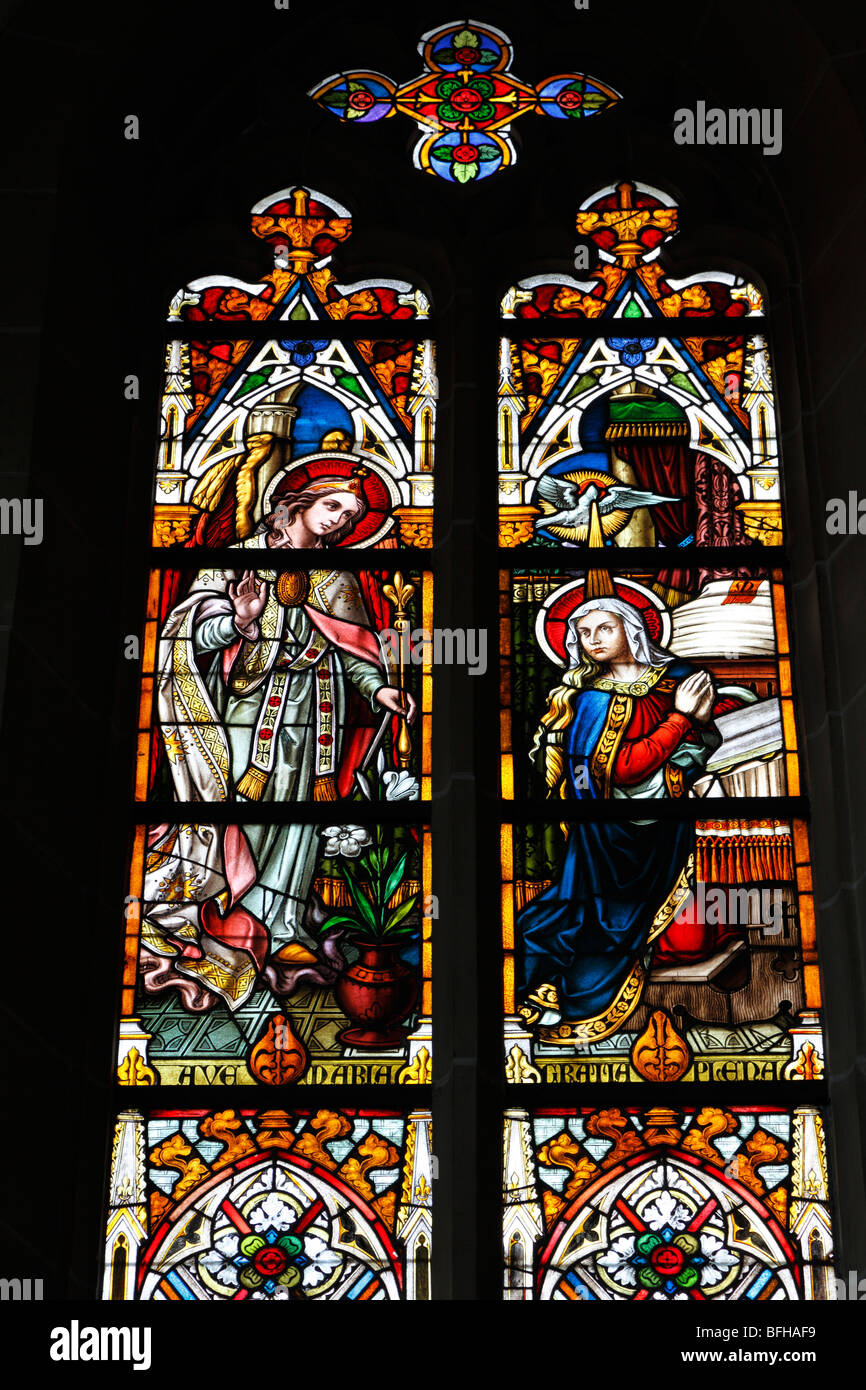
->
601 485 679 514
191 489 241 547
537 475 579 509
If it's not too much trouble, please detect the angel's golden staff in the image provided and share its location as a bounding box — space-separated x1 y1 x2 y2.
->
382 571 415 771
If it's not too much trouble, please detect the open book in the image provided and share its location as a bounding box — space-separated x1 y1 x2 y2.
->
704 697 785 796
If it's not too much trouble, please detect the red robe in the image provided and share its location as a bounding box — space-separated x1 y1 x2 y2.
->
613 686 742 787
608 682 746 965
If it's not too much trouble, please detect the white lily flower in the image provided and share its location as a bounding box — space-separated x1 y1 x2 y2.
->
321 825 373 858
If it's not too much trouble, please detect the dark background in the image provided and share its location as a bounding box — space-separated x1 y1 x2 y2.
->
1 0 865 1311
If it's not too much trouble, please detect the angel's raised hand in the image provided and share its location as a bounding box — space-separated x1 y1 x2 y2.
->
228 570 267 626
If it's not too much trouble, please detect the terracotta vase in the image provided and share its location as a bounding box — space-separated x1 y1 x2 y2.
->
334 940 418 1049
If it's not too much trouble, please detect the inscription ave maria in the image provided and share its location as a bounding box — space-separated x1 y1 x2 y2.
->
159 1060 404 1085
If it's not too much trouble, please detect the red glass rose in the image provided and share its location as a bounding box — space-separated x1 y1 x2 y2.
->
450 87 483 113
253 1246 289 1277
348 90 375 111
453 144 479 164
650 1244 685 1276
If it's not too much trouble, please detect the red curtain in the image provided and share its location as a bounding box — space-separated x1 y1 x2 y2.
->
612 444 751 593
694 450 751 589
613 440 693 592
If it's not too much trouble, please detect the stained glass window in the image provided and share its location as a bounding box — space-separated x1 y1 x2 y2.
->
2 0 858 1329
503 1106 833 1301
155 188 435 551
119 820 432 1085
498 187 775 552
311 21 619 184
502 817 820 1081
498 181 834 1298
104 1108 433 1301
104 186 436 1298
501 567 799 803
136 566 432 804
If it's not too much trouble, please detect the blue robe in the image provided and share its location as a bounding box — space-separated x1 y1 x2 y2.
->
518 669 700 1024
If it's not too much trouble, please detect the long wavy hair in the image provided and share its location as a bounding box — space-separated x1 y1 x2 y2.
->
530 597 675 763
265 481 368 546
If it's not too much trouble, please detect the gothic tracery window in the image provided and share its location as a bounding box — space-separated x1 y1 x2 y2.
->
86 26 843 1306
104 186 435 1300
498 181 834 1301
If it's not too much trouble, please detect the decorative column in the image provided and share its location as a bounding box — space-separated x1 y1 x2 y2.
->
497 338 537 545
247 388 299 528
102 1111 148 1301
395 1110 434 1299
396 336 437 545
502 1109 543 1299
789 1107 836 1300
739 335 783 545
153 290 200 545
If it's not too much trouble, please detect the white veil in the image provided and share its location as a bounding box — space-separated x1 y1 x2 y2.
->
564 597 674 670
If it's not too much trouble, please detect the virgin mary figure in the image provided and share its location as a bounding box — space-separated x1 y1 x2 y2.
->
518 584 744 1041
141 466 414 1013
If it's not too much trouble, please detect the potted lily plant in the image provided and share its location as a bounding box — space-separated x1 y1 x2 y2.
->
317 822 421 1049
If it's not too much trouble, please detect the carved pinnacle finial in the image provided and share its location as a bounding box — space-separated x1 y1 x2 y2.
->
576 182 678 269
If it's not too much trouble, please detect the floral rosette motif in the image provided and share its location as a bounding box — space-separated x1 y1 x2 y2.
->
428 26 504 73
315 74 395 125
630 1229 707 1293
594 1178 741 1299
536 75 618 120
236 1231 306 1293
426 132 504 184
606 334 658 367
434 74 497 127
311 21 619 183
199 1190 342 1300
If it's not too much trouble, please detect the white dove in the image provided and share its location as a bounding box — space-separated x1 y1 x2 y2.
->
534 475 679 533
